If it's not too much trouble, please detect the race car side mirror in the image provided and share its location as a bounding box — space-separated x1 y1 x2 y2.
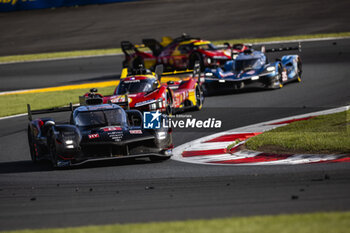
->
44 120 55 127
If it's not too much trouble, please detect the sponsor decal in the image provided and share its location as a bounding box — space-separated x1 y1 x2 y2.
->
143 111 162 129
143 111 222 129
123 79 140 83
88 134 99 139
103 126 122 131
107 131 123 141
135 99 156 107
129 130 143 134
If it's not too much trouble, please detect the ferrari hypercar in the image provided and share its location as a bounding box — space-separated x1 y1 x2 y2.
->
121 34 250 71
27 101 173 168
81 65 204 114
202 44 302 95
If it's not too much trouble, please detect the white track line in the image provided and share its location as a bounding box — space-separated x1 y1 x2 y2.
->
172 105 350 165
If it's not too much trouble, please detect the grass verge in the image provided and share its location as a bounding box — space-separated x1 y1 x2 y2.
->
1 212 350 233
1 32 349 63
245 110 350 154
0 48 122 64
0 86 115 117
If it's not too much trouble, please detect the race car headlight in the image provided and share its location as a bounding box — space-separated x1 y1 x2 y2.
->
156 132 167 140
266 66 275 72
206 57 212 64
205 72 213 77
65 140 74 145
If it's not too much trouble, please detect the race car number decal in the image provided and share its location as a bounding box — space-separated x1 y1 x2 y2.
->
282 70 288 82
88 134 99 139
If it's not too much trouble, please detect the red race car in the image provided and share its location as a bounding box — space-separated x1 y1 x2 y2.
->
80 65 204 114
121 34 250 71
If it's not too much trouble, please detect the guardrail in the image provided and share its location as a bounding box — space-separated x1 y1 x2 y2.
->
0 0 137 12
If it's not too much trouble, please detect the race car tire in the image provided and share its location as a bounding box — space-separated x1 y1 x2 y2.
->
165 89 173 115
266 64 283 89
48 136 59 168
27 127 37 163
295 57 302 82
193 85 204 111
189 52 204 71
149 155 171 163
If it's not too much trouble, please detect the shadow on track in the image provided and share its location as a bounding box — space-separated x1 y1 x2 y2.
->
0 158 153 174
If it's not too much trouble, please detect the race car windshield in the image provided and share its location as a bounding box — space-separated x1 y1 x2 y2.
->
74 109 124 127
116 79 155 94
195 43 217 51
235 58 261 71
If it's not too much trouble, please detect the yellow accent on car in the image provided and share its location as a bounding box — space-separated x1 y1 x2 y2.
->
160 36 173 47
193 41 211 46
187 89 197 106
120 68 128 79
143 58 157 69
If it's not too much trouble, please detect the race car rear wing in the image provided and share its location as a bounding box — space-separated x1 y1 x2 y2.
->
27 103 75 121
121 41 138 57
142 39 163 56
261 42 302 53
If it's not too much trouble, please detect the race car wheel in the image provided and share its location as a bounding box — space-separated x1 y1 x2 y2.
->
296 57 302 82
48 137 59 168
189 52 204 71
165 89 173 115
267 64 283 89
27 127 37 163
194 85 204 111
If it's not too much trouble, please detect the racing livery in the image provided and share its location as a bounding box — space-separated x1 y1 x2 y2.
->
202 44 302 95
121 34 250 71
81 65 204 114
27 102 172 168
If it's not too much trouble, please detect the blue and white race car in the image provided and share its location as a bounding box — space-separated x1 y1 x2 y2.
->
202 45 302 95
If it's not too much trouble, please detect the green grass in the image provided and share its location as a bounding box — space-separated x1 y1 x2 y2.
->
1 212 349 233
0 86 115 117
1 32 349 63
245 110 350 154
0 48 122 64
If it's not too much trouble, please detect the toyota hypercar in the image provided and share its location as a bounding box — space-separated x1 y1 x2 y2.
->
27 102 172 168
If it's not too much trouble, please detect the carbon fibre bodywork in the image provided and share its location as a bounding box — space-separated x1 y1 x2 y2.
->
203 49 302 94
27 104 172 167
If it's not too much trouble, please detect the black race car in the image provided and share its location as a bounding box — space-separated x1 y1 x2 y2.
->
27 101 173 168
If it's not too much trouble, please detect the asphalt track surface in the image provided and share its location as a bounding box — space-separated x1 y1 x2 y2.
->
1 0 350 56
0 38 350 230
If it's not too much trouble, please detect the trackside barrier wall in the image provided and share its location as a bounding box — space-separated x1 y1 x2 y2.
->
0 0 137 12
